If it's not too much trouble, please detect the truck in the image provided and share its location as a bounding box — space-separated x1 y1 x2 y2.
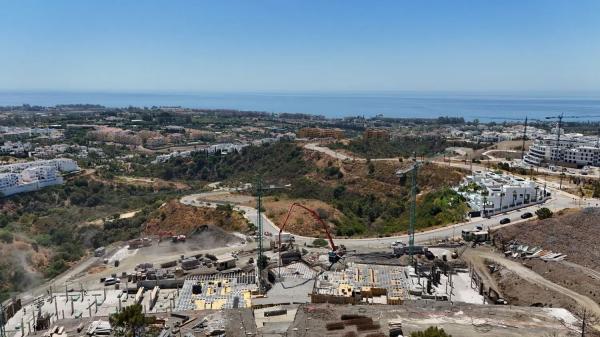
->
393 245 426 257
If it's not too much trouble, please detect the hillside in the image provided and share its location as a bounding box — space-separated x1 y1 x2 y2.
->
136 141 469 237
327 136 487 158
494 208 600 271
263 197 343 237
144 200 250 235
0 175 178 301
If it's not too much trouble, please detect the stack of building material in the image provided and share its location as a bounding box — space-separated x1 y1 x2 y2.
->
85 321 111 336
43 326 67 337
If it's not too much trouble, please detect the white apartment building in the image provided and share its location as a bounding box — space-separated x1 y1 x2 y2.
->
524 133 600 167
458 171 548 217
0 158 79 174
0 159 77 197
0 166 64 197
0 173 19 189
21 166 59 183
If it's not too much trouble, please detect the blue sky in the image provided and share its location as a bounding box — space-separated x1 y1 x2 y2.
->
1 0 599 92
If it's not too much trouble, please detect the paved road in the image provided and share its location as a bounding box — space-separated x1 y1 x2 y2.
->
180 181 589 251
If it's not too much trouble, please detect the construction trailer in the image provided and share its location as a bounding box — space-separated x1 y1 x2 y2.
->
461 229 489 243
181 258 200 270
215 254 236 271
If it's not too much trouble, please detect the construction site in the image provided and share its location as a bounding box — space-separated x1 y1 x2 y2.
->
1 174 599 337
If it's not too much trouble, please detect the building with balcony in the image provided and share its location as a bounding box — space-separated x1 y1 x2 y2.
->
0 159 78 197
524 134 600 167
363 128 390 141
297 127 345 139
458 171 548 217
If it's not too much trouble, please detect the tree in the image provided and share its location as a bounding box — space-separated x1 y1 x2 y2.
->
535 207 553 220
410 326 452 337
110 304 146 337
367 161 375 176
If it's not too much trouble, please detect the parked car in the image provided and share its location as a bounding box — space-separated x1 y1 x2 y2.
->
104 277 120 286
520 212 533 219
499 218 511 225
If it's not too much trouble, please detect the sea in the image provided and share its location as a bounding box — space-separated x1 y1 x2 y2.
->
2 91 600 122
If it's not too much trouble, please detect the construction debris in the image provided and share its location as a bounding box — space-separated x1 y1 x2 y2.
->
504 241 566 261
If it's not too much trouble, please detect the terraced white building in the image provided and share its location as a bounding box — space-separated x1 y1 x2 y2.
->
524 134 600 167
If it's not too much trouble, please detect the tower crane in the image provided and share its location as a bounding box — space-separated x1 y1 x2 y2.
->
395 153 420 266
521 116 528 160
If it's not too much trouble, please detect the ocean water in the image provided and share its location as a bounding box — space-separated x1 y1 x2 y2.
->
1 91 600 121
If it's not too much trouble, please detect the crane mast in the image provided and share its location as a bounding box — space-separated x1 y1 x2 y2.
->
408 154 418 265
521 116 528 160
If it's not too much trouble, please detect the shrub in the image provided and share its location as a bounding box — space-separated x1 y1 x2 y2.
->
0 230 13 244
535 207 553 220
410 327 452 337
312 238 328 247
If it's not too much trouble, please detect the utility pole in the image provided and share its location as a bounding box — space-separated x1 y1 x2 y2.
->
547 113 564 166
521 116 528 160
256 178 265 292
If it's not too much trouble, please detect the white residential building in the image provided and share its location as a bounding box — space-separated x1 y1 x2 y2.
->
0 159 77 197
0 141 32 155
0 173 19 189
21 166 60 183
458 171 548 217
0 158 79 174
524 133 600 167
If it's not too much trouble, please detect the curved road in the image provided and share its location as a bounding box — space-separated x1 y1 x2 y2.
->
182 142 596 249
180 183 588 250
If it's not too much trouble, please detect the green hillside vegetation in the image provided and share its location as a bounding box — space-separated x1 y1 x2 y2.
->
134 141 308 183
0 178 177 301
328 136 486 158
139 141 468 237
283 177 467 236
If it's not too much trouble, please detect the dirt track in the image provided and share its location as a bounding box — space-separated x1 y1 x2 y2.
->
474 250 600 318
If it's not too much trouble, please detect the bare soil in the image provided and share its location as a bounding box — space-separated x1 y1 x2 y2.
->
144 200 249 235
493 207 600 272
262 197 342 237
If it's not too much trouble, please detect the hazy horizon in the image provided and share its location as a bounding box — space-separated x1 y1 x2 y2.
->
3 90 600 121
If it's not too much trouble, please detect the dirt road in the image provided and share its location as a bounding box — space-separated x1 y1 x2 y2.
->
473 250 600 318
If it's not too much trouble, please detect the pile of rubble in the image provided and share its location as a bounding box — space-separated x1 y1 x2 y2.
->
504 241 566 262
